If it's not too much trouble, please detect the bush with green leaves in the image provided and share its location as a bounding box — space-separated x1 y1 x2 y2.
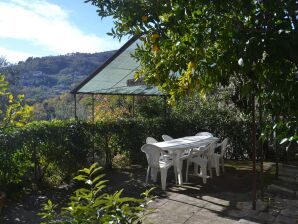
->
0 101 258 193
0 119 93 193
0 74 32 193
39 163 154 224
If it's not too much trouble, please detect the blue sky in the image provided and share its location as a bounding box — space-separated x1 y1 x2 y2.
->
0 0 127 63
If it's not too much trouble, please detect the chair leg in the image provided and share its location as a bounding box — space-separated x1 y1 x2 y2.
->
214 157 220 176
208 161 213 178
215 162 220 176
201 164 207 184
177 160 183 185
146 166 150 185
160 168 168 190
186 160 189 183
194 163 199 175
151 167 158 182
174 164 178 184
221 158 225 172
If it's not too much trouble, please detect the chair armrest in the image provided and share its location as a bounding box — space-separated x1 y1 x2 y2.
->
160 152 174 161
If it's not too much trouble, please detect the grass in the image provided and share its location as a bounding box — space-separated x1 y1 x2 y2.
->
225 160 276 186
225 160 274 171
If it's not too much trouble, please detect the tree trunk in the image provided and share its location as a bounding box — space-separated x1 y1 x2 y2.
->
273 116 279 179
259 100 264 197
251 95 257 210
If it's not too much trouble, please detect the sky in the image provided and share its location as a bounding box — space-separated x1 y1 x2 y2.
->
0 0 127 64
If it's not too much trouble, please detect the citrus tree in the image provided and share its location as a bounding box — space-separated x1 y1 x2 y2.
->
87 0 297 209
0 74 32 131
87 0 297 143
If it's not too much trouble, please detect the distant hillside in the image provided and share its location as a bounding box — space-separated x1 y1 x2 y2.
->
0 51 116 104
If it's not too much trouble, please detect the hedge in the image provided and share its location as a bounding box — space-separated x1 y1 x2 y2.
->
0 113 251 192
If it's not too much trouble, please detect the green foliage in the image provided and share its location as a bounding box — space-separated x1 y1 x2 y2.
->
0 74 33 192
88 0 297 151
39 163 154 224
112 153 131 169
33 93 75 120
0 74 32 131
171 98 251 159
135 96 165 118
0 101 253 194
0 130 33 192
0 51 115 105
0 119 93 192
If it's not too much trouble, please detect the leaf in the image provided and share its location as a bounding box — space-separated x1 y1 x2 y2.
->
89 163 99 172
73 174 88 181
90 167 102 176
78 168 90 175
92 174 106 184
95 180 109 189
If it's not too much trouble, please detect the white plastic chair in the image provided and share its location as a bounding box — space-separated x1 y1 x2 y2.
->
185 147 208 184
206 141 220 178
162 134 174 141
146 137 172 159
146 137 158 144
141 144 174 190
145 136 177 183
213 138 229 173
191 132 213 154
195 132 214 137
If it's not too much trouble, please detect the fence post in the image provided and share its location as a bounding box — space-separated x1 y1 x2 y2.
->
74 93 77 120
92 94 95 163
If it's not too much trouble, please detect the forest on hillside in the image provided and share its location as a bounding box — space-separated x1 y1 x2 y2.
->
0 51 116 120
0 51 115 105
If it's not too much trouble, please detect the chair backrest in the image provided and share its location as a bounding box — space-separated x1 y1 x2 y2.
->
141 144 162 168
206 141 217 157
191 146 208 159
146 137 158 144
162 134 173 141
220 138 229 157
195 132 214 137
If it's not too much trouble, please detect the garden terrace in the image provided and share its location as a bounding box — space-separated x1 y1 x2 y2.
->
2 161 298 223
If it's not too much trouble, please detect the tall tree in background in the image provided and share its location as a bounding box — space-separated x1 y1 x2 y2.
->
0 56 9 68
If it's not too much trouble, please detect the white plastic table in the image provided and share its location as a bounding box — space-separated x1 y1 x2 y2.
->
150 135 219 185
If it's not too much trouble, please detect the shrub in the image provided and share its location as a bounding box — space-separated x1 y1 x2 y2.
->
112 153 131 169
0 129 33 193
0 103 254 193
39 163 154 224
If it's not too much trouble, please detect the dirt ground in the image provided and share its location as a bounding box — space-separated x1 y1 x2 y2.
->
0 161 275 223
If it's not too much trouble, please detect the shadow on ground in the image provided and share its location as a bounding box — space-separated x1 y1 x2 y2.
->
2 161 297 224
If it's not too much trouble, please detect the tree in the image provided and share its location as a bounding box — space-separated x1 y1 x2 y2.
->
0 74 32 131
88 0 297 138
0 56 9 68
88 0 297 209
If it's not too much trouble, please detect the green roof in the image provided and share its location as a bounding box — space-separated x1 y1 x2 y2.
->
72 36 167 96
